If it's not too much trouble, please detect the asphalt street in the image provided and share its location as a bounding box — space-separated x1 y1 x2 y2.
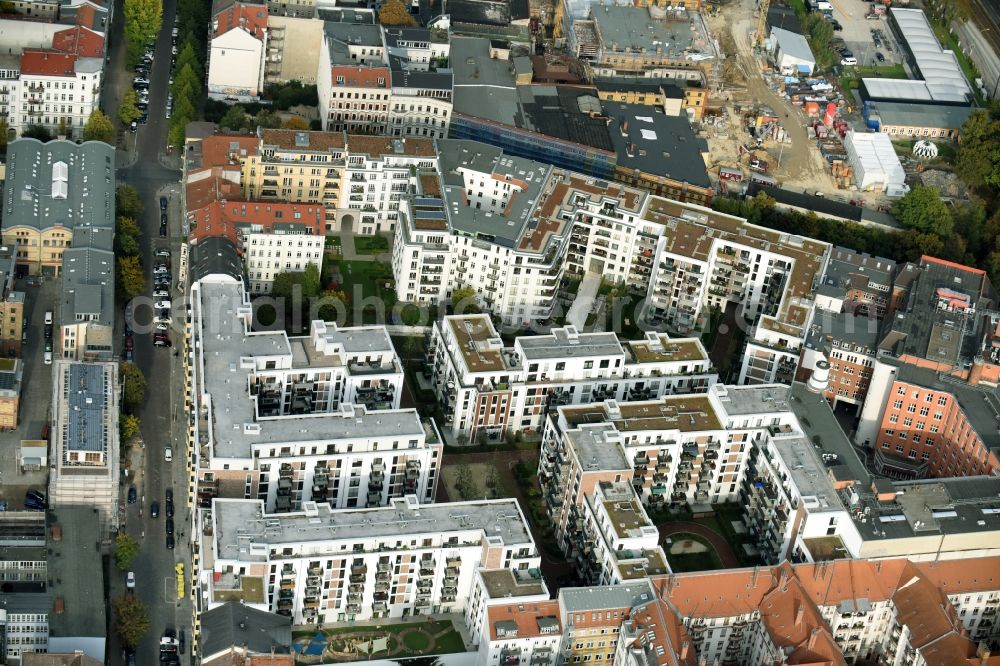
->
102 0 190 661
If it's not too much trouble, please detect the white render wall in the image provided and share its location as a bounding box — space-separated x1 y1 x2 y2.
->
208 28 265 98
245 231 324 293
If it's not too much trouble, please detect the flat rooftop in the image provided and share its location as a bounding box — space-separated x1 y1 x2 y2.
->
771 431 844 514
790 382 871 486
479 568 547 599
447 315 508 374
603 103 711 188
517 327 623 360
64 363 110 453
602 497 650 538
47 507 106 639
437 139 554 251
565 423 630 471
562 395 723 433
560 581 654 612
712 384 791 417
213 497 533 562
852 476 1000 541
195 280 424 460
626 335 706 364
642 197 828 329
591 6 697 56
617 548 669 579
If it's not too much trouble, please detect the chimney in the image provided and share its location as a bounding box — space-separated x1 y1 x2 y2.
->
807 628 820 650
680 640 690 659
794 602 805 626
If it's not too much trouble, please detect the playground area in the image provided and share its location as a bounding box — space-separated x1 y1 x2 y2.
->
292 619 465 663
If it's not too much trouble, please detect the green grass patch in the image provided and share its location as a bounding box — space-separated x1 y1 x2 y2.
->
354 235 390 255
663 533 724 573
839 63 907 90
402 631 431 652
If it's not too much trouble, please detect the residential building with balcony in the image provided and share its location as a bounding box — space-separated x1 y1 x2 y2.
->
428 314 714 440
240 128 346 213
198 495 539 624
559 480 668 585
207 2 269 102
339 135 436 234
187 276 439 515
465 568 550 648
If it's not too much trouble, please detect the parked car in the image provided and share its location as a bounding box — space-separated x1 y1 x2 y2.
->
128 486 137 503
841 56 858 66
130 121 138 133
164 447 172 462
155 323 170 332
125 648 137 666
166 500 174 518
127 571 136 589
153 291 169 299
875 51 885 62
156 249 171 258
159 222 168 237
24 497 45 511
166 534 175 550
160 196 168 211
155 301 171 310
154 338 172 348
132 76 149 85
26 489 45 503
44 351 52 364
165 518 174 535
154 316 172 325
166 488 173 503
151 501 160 518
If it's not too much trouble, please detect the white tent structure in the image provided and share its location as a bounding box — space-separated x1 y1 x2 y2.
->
845 131 907 193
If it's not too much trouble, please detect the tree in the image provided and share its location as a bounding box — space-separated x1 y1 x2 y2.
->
378 0 416 26
255 109 282 129
219 105 248 131
485 465 502 497
451 286 479 314
803 13 836 70
117 255 146 300
120 361 147 407
119 89 141 125
283 116 309 130
116 233 140 256
174 41 203 80
892 185 954 237
115 533 140 570
0 117 8 151
116 188 143 218
120 413 141 442
113 594 150 648
83 110 115 143
21 124 53 142
956 108 1000 190
123 0 162 65
117 215 141 238
454 464 476 500
271 264 321 310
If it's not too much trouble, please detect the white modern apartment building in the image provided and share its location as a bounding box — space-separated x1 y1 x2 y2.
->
207 2 269 102
47 361 119 540
341 135 437 234
429 314 715 440
392 140 829 367
198 495 540 624
186 275 443 515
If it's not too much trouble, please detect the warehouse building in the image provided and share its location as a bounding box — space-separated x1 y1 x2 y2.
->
769 27 815 76
860 8 974 138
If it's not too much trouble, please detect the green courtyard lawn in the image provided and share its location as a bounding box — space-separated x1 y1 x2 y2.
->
291 619 466 662
663 532 724 573
354 235 391 255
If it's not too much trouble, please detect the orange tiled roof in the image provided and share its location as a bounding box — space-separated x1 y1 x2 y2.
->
20 49 77 77
52 25 104 57
214 2 267 39
199 134 259 169
487 600 561 641
330 65 390 88
623 599 696 666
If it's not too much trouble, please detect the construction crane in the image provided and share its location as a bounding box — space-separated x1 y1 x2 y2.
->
755 0 770 47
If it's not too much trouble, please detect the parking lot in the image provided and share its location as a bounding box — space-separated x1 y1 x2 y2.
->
826 0 907 70
0 278 59 507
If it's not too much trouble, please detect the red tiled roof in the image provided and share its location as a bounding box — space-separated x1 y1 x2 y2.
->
214 2 267 39
487 601 561 641
72 4 98 29
20 49 77 77
330 65 390 89
52 26 105 57
199 134 259 170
